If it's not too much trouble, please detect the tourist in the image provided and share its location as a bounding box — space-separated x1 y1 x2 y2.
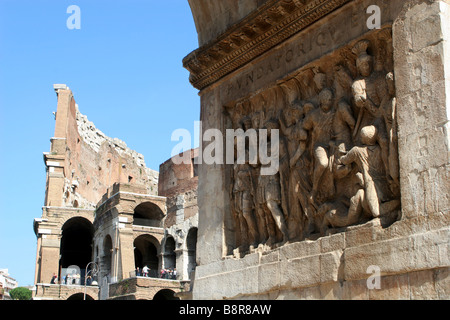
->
50 273 57 284
143 265 149 277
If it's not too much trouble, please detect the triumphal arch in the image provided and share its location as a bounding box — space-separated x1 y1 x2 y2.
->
184 0 449 299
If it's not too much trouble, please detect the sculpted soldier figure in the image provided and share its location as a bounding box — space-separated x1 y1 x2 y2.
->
302 88 335 203
337 125 393 218
226 33 400 249
351 40 390 180
333 99 356 154
281 102 314 238
256 120 289 246
233 161 259 250
352 40 381 128
319 125 397 233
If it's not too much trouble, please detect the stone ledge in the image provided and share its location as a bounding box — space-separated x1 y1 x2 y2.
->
193 217 449 299
183 0 352 90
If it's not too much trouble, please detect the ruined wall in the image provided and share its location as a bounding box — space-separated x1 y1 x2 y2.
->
159 148 198 228
158 149 199 281
34 84 159 288
51 84 158 209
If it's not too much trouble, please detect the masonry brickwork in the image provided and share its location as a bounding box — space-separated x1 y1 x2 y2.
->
33 85 198 300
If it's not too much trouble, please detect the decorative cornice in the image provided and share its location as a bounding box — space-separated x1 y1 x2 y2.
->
183 0 353 91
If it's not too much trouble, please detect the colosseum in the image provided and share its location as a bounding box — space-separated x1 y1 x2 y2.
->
33 84 198 300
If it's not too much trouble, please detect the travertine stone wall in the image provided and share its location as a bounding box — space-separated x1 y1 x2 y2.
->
393 0 450 220
188 0 272 46
34 85 160 291
159 149 199 281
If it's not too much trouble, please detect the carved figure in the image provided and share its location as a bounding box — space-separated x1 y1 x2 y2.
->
337 125 392 218
226 31 400 252
281 102 314 238
333 99 356 153
351 40 390 180
302 88 335 203
232 162 259 250
255 120 289 246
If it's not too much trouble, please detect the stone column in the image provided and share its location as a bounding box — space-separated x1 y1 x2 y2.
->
117 215 135 280
174 248 186 280
393 0 450 220
196 89 229 266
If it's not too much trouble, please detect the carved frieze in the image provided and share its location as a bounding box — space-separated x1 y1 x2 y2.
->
225 27 400 255
183 0 353 91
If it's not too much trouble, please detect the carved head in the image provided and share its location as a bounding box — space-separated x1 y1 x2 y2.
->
284 101 302 125
302 102 315 116
334 65 353 90
318 88 334 113
313 67 327 92
353 40 373 77
356 55 373 77
360 125 377 146
386 72 395 96
241 116 252 131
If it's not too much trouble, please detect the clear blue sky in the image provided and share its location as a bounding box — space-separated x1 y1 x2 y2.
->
0 0 200 286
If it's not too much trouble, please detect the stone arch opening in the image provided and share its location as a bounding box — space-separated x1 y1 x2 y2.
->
67 293 94 300
164 236 176 269
134 234 160 277
186 227 197 280
102 235 113 281
60 217 94 283
153 289 179 300
133 202 164 227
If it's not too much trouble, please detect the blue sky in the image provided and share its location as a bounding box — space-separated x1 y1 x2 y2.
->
0 0 200 286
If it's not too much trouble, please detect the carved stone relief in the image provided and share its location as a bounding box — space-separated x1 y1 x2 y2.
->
225 27 401 256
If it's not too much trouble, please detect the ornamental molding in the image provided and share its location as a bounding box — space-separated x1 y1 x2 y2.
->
183 0 353 91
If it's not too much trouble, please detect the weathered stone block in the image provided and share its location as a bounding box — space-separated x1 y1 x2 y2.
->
320 250 343 284
368 273 409 300
280 255 320 289
320 233 345 253
435 267 450 299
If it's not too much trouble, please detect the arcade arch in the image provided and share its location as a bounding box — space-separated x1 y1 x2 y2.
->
60 217 94 282
133 201 164 227
134 234 160 277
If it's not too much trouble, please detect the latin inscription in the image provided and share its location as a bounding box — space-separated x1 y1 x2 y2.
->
221 0 398 101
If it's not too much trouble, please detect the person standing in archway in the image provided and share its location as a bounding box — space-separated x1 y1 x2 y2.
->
142 265 149 277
